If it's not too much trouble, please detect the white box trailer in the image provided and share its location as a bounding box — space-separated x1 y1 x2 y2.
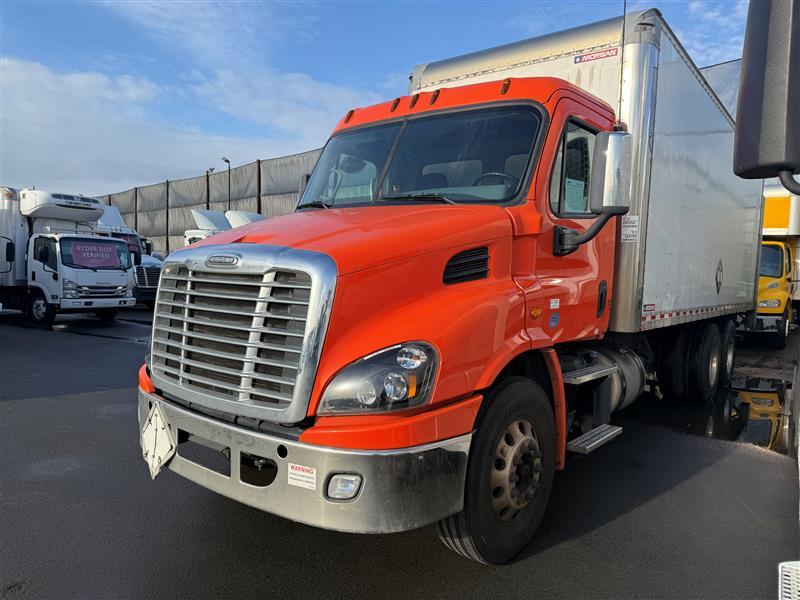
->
409 8 763 333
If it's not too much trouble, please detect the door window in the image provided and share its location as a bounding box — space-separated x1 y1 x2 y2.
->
550 121 597 216
33 237 57 271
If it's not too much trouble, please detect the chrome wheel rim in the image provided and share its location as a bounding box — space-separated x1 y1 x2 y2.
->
490 418 541 522
32 297 47 321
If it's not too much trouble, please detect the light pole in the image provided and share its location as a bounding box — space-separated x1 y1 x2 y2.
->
205 167 214 210
221 157 231 210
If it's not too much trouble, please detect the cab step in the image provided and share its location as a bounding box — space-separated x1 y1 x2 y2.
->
567 424 623 454
562 363 618 385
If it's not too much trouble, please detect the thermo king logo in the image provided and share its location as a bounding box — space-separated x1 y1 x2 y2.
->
574 47 619 64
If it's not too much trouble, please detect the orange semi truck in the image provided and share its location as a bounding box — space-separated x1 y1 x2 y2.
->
138 10 763 563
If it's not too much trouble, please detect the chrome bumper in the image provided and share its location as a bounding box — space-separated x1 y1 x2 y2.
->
138 389 471 534
61 297 136 309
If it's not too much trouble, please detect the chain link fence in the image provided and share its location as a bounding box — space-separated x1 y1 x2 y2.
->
98 149 322 254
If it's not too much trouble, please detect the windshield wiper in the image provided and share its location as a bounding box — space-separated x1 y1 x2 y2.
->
378 193 457 204
297 199 332 210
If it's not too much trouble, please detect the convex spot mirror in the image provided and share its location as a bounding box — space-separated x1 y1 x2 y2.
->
589 131 632 216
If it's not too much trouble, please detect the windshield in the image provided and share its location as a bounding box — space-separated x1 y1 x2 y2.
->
760 244 783 278
111 232 143 254
298 105 542 207
59 237 132 270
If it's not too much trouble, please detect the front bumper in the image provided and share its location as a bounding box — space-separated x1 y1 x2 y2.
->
753 314 781 332
60 297 136 310
134 287 157 302
138 389 471 534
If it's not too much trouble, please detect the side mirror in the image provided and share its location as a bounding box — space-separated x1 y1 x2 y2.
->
299 173 311 196
133 252 142 266
734 0 800 193
590 131 632 216
554 131 632 256
143 239 153 255
6 241 14 262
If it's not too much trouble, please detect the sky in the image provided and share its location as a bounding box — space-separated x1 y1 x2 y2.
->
0 0 749 196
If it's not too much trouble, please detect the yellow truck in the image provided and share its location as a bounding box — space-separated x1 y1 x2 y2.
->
755 183 799 348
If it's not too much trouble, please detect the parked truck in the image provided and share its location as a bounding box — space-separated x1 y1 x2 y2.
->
97 205 164 309
753 182 799 348
183 209 265 246
0 188 136 323
137 9 763 564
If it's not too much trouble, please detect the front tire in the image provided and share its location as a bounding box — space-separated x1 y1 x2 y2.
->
26 291 56 324
687 322 722 403
769 310 789 350
437 377 555 564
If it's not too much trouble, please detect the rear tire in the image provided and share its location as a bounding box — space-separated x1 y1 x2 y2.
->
718 319 737 387
26 291 56 325
657 326 690 401
94 309 118 321
437 377 555 564
688 322 722 403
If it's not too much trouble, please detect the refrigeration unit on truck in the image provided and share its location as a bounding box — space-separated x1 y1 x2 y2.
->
97 205 163 309
137 9 762 564
184 209 265 246
0 188 136 324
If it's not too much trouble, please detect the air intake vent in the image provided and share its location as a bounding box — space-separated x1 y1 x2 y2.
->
443 247 489 285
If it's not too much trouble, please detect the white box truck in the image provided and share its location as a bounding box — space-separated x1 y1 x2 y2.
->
0 187 136 323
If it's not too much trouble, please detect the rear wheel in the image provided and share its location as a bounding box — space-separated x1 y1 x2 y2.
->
94 309 118 322
719 319 737 387
688 322 722 403
26 291 56 324
657 326 690 401
437 377 555 564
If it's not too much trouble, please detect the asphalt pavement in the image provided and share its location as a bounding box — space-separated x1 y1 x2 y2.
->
1 309 798 599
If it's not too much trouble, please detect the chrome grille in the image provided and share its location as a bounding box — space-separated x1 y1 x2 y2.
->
135 265 161 288
151 264 311 409
79 285 125 298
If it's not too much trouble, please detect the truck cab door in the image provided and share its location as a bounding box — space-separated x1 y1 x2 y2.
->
28 236 60 301
531 97 617 343
0 236 12 274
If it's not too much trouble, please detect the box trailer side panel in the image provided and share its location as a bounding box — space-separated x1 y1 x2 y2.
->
410 15 625 111
635 27 763 332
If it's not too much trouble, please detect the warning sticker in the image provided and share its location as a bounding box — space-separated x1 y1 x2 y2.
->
621 215 640 243
288 463 317 490
574 47 619 64
550 298 560 309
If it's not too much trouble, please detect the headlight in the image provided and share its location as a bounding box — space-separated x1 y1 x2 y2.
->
758 298 781 308
63 278 79 299
318 342 438 415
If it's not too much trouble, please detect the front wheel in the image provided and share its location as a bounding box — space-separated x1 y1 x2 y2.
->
26 291 56 324
437 377 555 564
769 310 789 350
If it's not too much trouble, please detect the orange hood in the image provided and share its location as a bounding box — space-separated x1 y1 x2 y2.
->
192 204 513 275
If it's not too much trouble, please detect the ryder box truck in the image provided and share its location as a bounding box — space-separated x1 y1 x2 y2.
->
137 9 762 563
1 188 136 323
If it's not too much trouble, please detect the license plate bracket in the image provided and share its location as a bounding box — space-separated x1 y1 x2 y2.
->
141 402 176 479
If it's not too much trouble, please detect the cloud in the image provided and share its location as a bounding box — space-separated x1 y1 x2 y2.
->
1 2 370 194
0 57 311 195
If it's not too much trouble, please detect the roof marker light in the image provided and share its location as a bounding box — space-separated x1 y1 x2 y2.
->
429 89 440 105
409 94 420 109
390 98 401 112
501 78 511 95
344 109 354 124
